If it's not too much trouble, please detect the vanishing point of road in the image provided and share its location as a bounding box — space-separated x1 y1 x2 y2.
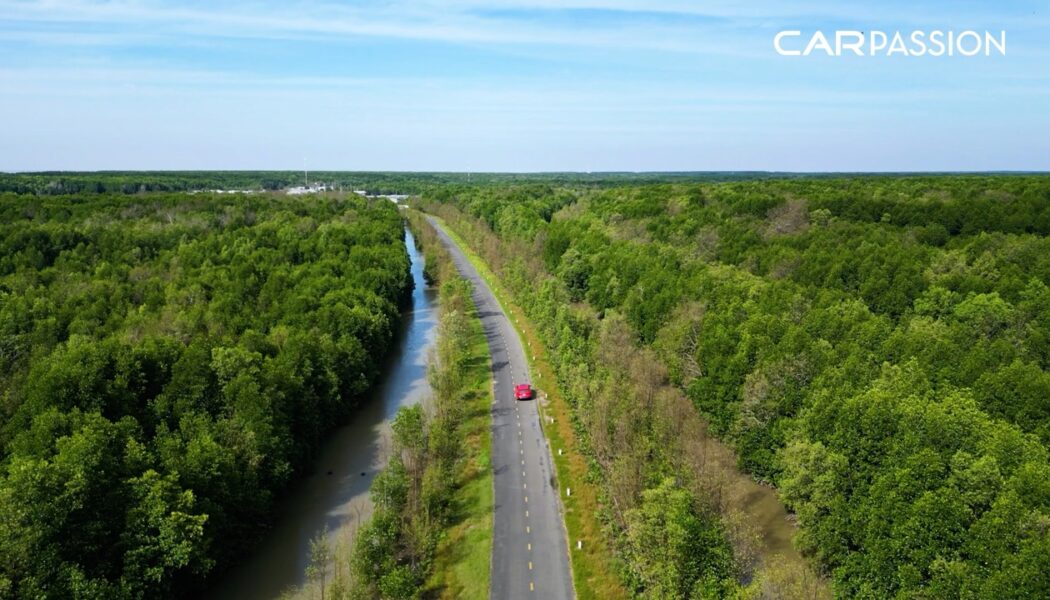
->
428 217 575 600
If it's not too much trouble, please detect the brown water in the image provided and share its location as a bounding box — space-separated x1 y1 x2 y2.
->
206 229 437 599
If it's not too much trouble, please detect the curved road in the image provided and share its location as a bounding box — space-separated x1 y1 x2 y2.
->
428 217 574 600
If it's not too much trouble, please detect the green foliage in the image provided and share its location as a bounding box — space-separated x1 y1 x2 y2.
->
623 478 736 599
0 192 411 598
784 364 1050 598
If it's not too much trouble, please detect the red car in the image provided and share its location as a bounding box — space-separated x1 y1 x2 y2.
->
514 383 533 400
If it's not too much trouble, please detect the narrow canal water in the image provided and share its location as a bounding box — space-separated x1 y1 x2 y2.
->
207 228 438 599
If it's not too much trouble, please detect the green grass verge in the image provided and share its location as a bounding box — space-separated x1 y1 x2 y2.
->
429 216 628 600
424 265 494 599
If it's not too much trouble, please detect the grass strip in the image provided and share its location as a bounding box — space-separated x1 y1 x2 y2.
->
425 301 494 599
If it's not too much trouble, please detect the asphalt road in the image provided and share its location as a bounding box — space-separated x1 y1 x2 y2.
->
428 217 574 600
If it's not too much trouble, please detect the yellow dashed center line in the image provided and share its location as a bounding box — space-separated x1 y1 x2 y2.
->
481 290 549 595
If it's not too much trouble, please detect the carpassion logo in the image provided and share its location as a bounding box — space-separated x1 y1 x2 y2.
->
774 30 1007 57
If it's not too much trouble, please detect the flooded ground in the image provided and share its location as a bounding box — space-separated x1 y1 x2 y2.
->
207 228 438 599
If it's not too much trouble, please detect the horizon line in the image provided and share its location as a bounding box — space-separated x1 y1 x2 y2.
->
5 169 1050 176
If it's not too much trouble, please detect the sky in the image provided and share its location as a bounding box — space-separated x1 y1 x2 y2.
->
1 0 1048 172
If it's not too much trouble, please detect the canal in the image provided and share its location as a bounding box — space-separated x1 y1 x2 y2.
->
207 228 438 599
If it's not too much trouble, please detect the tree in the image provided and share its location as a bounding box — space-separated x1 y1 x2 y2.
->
624 478 736 599
557 247 591 302
306 527 332 600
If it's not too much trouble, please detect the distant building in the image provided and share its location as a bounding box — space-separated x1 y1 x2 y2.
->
286 184 328 195
287 187 409 203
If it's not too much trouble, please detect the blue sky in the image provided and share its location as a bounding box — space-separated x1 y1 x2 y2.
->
1 0 1048 171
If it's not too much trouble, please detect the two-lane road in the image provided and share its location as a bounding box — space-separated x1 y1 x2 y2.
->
428 217 574 600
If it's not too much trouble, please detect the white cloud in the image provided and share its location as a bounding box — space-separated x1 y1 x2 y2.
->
0 0 787 56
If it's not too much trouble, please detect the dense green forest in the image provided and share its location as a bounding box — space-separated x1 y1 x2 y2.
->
422 175 1050 598
0 192 411 598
